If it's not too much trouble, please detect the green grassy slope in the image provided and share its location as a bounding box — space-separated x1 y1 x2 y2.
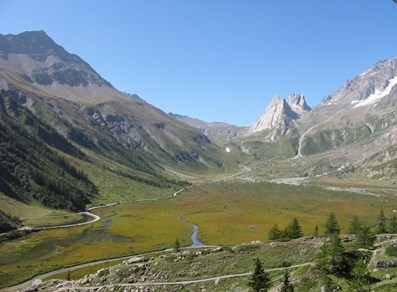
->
0 68 241 218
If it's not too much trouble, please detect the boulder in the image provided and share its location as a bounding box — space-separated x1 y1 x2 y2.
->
126 256 146 265
31 279 42 288
375 261 397 268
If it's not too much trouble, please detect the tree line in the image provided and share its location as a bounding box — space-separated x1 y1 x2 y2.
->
250 210 395 291
268 210 396 242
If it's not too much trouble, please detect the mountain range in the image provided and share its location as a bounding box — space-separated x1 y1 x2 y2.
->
172 58 397 179
0 31 236 215
1 30 397 219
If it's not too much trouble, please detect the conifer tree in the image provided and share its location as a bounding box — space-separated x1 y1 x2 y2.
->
325 212 340 235
285 218 303 239
248 258 270 292
313 225 319 237
175 238 180 252
390 214 397 233
327 234 345 273
349 215 362 234
268 224 282 240
377 209 387 234
280 270 294 292
356 225 376 249
348 258 371 292
376 209 387 234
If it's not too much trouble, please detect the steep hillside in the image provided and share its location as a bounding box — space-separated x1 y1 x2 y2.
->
0 210 21 233
0 90 96 211
0 31 235 214
0 31 227 171
296 58 397 160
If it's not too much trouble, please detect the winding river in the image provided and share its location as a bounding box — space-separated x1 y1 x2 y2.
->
0 188 209 291
1 222 205 292
190 224 204 247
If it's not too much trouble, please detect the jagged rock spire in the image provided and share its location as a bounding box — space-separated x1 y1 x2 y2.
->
249 94 310 136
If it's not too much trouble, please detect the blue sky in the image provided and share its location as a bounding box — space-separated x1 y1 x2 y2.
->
1 0 397 126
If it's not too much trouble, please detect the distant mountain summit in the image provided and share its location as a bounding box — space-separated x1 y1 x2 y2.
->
0 31 111 87
0 31 115 102
294 57 397 157
232 57 397 179
320 58 397 108
1 31 83 63
248 93 311 141
286 93 311 114
246 57 397 150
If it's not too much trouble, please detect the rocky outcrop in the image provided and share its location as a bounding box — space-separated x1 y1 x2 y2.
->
250 96 292 132
286 93 311 114
375 261 397 268
248 94 311 141
0 31 112 88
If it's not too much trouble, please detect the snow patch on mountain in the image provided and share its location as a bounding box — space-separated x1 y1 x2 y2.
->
352 76 397 108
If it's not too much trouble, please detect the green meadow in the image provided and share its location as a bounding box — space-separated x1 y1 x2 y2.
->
1 181 396 288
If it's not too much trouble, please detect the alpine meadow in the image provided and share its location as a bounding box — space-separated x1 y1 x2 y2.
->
2 2 397 291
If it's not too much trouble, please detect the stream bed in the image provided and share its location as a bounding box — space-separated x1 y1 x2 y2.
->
190 224 204 247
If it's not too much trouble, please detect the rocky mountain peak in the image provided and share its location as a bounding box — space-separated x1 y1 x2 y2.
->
1 31 80 63
320 57 397 107
248 93 309 137
286 93 311 113
0 31 112 89
249 96 289 133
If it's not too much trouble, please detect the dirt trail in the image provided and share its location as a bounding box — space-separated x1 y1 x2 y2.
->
1 211 100 236
48 236 397 291
0 244 221 292
52 263 314 291
5 188 187 235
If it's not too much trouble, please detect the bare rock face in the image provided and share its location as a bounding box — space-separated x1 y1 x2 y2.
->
248 94 311 141
320 58 397 108
0 31 112 88
250 96 289 132
286 93 311 114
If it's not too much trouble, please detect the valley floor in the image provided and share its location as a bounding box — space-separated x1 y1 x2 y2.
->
2 177 397 291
